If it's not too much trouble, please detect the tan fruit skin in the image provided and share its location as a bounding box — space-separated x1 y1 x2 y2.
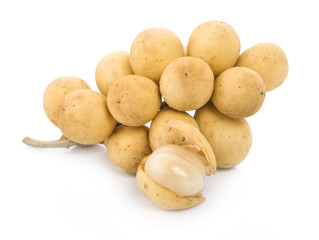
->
105 126 152 174
43 76 90 127
149 108 199 151
236 42 289 91
57 89 116 145
187 21 240 76
130 28 184 83
195 103 252 168
160 57 214 111
212 67 266 118
95 51 133 96
167 119 217 175
136 156 205 210
107 75 161 126
183 45 187 56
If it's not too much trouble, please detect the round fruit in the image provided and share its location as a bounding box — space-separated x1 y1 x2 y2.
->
160 57 214 111
188 20 240 76
43 76 90 127
57 89 116 145
107 75 161 126
95 51 133 96
235 42 289 91
195 102 252 168
130 28 184 83
212 67 266 118
105 125 152 174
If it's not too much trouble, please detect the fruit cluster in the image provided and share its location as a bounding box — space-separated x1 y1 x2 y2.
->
23 20 289 210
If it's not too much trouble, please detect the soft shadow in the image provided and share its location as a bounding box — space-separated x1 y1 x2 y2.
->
67 144 133 178
204 166 245 196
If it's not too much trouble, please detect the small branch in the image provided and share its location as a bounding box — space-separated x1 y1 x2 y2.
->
22 137 78 148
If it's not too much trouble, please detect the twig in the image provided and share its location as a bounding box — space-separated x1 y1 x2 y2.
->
22 136 78 148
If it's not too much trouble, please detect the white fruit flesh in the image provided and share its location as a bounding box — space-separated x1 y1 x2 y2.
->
144 145 206 197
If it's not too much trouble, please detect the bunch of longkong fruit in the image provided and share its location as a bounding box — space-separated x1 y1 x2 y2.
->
23 20 289 210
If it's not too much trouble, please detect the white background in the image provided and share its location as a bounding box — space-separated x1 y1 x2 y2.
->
1 0 318 239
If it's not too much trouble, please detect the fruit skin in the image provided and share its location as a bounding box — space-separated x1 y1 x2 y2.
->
187 20 240 76
57 89 116 145
195 102 252 168
95 51 133 96
107 75 161 127
212 67 266 118
183 45 187 56
136 155 205 210
43 76 90 127
235 42 289 91
130 28 184 83
160 56 214 111
149 107 199 151
164 119 217 175
105 125 152 174
136 119 218 210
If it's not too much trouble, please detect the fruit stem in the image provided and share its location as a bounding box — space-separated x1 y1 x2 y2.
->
22 137 78 148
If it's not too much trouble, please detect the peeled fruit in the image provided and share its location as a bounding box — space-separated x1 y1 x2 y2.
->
145 145 206 197
57 89 116 145
137 146 206 210
43 76 90 127
136 119 217 210
105 125 152 174
195 102 252 168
